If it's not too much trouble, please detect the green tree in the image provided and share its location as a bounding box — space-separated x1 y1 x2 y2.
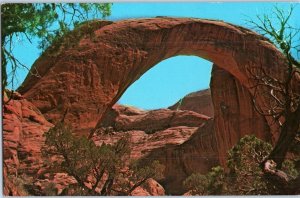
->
1 3 112 93
245 5 300 178
226 135 276 195
184 135 298 195
42 122 164 196
183 166 225 195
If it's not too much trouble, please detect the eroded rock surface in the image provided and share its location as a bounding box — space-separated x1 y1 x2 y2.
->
3 91 53 176
92 105 217 194
144 120 218 195
4 94 209 195
3 164 24 196
131 178 165 196
92 104 209 157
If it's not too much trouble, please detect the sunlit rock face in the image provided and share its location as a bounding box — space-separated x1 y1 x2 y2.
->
18 18 294 170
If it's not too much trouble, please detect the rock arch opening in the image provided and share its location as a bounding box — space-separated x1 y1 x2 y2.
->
118 55 212 111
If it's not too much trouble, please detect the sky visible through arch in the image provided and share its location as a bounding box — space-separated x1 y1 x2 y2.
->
8 2 300 109
119 56 212 110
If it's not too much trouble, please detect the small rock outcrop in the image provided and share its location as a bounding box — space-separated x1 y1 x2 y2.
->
131 178 165 196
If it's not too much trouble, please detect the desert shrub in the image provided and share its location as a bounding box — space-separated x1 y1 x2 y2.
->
226 135 275 195
183 166 225 195
184 135 299 195
7 173 35 195
42 122 164 195
43 182 57 196
282 160 299 179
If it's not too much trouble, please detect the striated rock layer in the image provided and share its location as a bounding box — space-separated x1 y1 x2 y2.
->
18 18 295 165
169 78 273 167
210 65 273 165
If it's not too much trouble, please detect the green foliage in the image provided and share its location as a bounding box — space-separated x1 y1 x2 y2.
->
226 135 275 195
184 135 299 195
7 174 34 196
42 122 164 195
246 5 300 67
1 3 112 90
246 5 300 170
43 182 57 196
130 160 164 181
282 160 299 179
183 166 225 195
183 172 207 195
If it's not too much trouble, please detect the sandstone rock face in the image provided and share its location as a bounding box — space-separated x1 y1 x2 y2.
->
3 93 202 195
92 105 218 194
3 92 53 176
98 104 210 133
169 89 214 117
210 65 272 165
143 120 218 195
131 178 165 196
92 104 211 159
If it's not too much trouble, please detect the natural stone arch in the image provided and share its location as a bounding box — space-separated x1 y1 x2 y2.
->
19 18 290 165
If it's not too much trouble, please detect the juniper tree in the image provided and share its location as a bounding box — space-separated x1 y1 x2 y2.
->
42 122 164 196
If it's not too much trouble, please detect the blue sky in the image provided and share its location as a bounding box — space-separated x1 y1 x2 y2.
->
8 2 300 110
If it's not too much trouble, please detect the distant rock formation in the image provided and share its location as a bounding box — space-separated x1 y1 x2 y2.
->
169 89 214 117
92 104 217 195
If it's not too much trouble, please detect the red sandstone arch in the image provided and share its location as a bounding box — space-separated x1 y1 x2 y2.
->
18 18 290 165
